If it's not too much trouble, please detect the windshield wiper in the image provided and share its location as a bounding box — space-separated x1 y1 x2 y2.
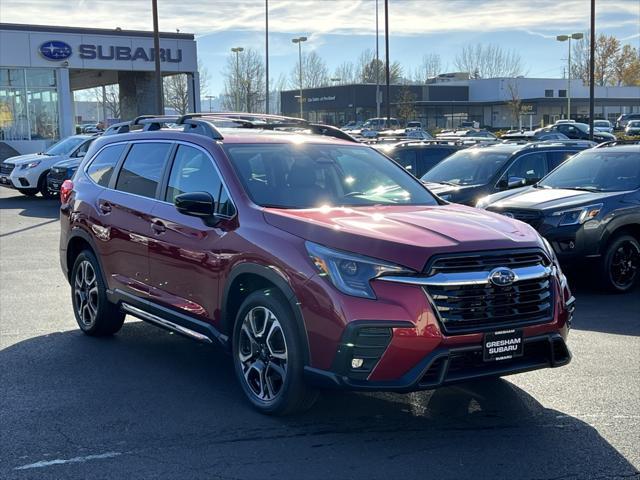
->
430 180 459 187
566 186 601 192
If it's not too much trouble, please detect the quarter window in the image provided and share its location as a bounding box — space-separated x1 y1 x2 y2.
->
115 143 170 198
166 145 235 216
86 144 126 187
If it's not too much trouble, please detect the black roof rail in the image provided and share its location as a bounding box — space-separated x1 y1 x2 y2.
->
595 139 640 148
136 115 179 125
177 112 358 143
131 115 158 125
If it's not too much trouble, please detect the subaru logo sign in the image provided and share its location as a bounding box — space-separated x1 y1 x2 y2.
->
502 212 515 219
489 267 517 287
39 41 72 61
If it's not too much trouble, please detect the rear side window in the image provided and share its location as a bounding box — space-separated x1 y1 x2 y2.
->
115 143 171 198
165 144 235 216
416 148 455 177
86 144 125 187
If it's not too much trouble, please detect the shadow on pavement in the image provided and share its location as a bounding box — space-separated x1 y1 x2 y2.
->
2 321 638 479
0 191 60 220
565 267 640 336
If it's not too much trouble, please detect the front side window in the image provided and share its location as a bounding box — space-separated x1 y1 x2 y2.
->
166 145 235 216
421 149 511 186
499 152 547 187
73 138 95 157
115 143 170 198
392 148 417 173
223 143 438 209
86 144 126 187
539 150 640 192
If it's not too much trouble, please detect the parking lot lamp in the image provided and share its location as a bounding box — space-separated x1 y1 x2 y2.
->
556 33 583 120
231 47 244 111
292 36 307 119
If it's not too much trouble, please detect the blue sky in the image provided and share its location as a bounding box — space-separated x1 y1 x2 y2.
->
4 0 640 95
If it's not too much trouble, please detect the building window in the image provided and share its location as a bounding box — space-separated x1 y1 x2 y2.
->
0 67 59 142
545 89 554 97
558 90 567 98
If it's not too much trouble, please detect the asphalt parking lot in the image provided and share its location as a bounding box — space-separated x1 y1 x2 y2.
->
0 187 638 480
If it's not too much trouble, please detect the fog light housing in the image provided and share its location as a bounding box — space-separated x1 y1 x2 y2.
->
351 358 364 369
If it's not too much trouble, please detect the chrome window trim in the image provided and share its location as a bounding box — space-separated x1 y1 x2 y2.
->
378 264 552 287
83 139 237 221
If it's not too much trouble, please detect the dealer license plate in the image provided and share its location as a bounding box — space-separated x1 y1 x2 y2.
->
483 329 524 362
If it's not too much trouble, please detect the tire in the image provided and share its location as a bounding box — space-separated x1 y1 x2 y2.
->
19 188 39 196
38 173 54 199
71 250 125 336
232 290 318 415
600 234 640 293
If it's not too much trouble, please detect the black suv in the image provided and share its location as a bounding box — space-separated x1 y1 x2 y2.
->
375 141 462 178
421 141 594 206
478 143 640 292
549 122 616 143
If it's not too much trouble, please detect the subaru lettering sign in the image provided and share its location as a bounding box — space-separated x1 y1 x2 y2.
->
39 41 72 61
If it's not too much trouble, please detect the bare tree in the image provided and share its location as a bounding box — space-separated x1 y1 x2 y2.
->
290 51 330 89
572 34 640 86
455 44 525 78
222 48 266 113
357 48 403 84
163 74 190 115
333 61 357 85
506 80 522 130
163 60 212 115
395 87 417 123
413 53 444 83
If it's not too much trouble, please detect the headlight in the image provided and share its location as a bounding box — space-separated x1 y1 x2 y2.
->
552 203 602 226
475 196 491 209
306 241 414 299
21 161 41 170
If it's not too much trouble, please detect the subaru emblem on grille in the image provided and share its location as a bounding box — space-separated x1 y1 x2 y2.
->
489 267 517 286
502 212 515 218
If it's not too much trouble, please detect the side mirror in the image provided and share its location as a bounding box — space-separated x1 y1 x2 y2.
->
507 176 525 189
174 191 219 226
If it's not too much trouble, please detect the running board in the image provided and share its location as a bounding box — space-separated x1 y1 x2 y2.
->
122 303 213 344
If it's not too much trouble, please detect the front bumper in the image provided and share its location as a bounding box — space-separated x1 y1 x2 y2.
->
305 332 571 392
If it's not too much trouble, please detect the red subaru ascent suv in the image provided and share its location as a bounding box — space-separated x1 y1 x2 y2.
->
59 113 574 415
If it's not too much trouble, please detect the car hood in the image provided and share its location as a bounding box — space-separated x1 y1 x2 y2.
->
486 187 617 212
7 153 64 166
263 204 543 271
52 157 81 169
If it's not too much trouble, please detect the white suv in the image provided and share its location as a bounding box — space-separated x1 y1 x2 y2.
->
0 135 96 198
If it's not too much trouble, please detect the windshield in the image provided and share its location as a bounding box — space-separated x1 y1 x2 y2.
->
594 121 609 127
223 143 438 209
628 121 640 127
421 149 511 185
539 149 640 192
45 136 86 156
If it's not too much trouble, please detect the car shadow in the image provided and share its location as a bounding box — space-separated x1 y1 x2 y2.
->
0 191 60 220
1 322 637 479
565 267 640 336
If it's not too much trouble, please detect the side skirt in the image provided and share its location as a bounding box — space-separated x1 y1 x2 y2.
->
108 289 229 348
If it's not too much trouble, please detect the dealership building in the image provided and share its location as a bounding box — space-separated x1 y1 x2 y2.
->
281 74 640 129
0 23 199 155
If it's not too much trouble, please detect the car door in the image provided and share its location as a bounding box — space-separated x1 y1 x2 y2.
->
96 141 172 297
148 143 236 323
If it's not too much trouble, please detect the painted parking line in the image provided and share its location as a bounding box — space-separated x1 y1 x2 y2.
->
14 452 122 470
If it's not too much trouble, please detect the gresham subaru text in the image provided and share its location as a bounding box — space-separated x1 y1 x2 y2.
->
58 114 575 415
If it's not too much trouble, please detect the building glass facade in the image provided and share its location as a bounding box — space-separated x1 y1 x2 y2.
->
0 67 58 142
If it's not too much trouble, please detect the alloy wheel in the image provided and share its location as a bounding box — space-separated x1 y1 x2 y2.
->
74 260 99 327
238 306 288 402
610 240 640 290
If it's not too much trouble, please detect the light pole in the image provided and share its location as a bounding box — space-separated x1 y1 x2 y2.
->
231 47 244 112
205 95 215 112
589 0 595 140
292 36 307 119
375 0 381 118
384 0 390 122
265 0 270 114
151 0 163 114
556 32 583 120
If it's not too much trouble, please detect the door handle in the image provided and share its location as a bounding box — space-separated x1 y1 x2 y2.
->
151 220 166 234
98 201 112 214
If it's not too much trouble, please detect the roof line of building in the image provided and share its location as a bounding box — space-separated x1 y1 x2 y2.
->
0 23 194 40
